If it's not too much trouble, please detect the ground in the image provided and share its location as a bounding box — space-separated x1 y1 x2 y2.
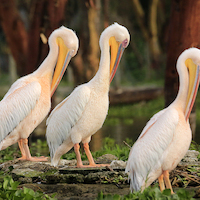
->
0 152 200 199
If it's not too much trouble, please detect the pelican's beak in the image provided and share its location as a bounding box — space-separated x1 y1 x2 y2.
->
185 58 200 120
51 37 72 96
109 37 128 83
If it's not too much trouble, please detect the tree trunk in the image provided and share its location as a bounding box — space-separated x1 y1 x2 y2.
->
109 86 163 106
131 0 162 76
0 0 68 76
26 0 68 75
103 0 109 28
148 0 161 68
164 0 200 106
164 0 200 137
0 0 28 76
71 0 101 86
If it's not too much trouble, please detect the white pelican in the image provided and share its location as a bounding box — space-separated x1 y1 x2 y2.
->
125 48 200 193
0 26 78 161
46 23 130 167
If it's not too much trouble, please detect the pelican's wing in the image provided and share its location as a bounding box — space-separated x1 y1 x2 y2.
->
0 81 41 142
138 108 168 139
126 107 179 191
46 84 91 158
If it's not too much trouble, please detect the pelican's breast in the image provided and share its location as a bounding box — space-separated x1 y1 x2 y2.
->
162 111 192 171
12 75 51 139
73 87 109 139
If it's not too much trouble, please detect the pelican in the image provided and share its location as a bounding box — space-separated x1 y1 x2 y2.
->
125 48 200 193
0 26 78 161
46 23 130 167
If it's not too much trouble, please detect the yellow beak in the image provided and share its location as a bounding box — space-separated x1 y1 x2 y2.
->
109 36 126 83
51 37 72 96
185 58 200 120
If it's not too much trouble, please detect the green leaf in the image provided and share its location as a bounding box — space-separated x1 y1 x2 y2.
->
23 187 35 196
3 178 9 190
10 181 20 190
162 189 171 196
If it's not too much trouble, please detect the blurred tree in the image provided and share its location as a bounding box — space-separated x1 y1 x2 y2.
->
0 0 68 76
164 0 200 106
70 0 101 85
164 0 200 136
131 0 162 70
103 0 109 28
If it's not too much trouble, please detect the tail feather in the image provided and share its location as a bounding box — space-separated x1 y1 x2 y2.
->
126 162 145 192
129 172 144 192
0 132 20 150
51 141 74 167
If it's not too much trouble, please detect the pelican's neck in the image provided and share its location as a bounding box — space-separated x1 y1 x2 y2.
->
34 40 58 80
173 60 189 112
90 36 110 91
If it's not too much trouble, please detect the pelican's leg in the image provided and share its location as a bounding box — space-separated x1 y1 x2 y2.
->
163 170 174 194
18 138 48 161
74 143 84 168
158 174 165 192
83 143 96 166
18 139 27 159
83 143 110 167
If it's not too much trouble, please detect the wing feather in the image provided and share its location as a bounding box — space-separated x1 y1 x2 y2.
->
126 107 179 191
138 108 167 139
46 84 91 158
0 81 41 142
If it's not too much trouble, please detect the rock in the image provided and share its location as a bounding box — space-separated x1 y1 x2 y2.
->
85 172 104 183
18 177 32 184
57 159 77 167
180 150 200 165
12 168 43 178
1 150 200 188
1 150 200 199
110 160 127 168
95 154 118 164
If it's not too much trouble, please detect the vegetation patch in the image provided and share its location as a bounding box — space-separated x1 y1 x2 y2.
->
96 185 195 200
0 176 56 200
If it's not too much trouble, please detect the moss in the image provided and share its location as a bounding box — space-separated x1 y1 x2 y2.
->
12 168 43 178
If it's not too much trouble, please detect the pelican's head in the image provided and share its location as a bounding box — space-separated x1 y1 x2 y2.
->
177 48 200 120
100 23 130 83
49 26 79 96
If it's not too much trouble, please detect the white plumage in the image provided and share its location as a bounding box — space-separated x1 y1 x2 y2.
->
0 26 78 161
46 23 130 167
126 48 200 193
47 85 91 159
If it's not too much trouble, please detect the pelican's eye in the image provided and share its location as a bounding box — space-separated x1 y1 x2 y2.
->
122 39 128 48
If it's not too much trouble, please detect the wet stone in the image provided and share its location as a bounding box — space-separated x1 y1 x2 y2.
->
110 160 127 168
180 150 200 165
95 154 118 164
18 177 32 184
12 168 43 178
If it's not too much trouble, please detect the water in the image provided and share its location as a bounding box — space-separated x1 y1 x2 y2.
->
90 119 200 152
90 117 149 151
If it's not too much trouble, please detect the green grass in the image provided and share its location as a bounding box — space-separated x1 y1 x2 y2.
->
0 146 19 163
96 185 195 200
